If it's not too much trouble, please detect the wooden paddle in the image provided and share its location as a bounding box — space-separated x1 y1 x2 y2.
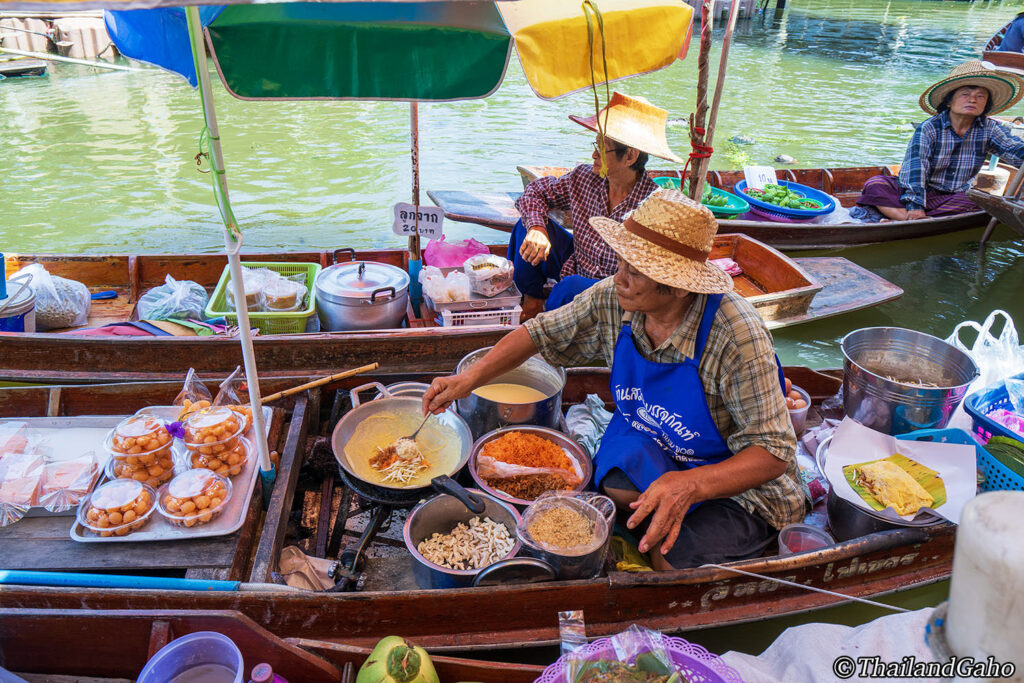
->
261 363 379 405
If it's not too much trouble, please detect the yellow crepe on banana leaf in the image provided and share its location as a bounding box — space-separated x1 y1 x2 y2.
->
842 454 946 515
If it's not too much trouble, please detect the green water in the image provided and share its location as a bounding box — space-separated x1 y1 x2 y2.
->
2 0 1023 365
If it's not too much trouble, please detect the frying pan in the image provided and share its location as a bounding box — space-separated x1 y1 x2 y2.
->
331 382 484 513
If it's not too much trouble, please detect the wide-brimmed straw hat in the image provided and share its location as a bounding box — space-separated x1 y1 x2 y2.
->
569 92 685 164
919 60 1024 115
590 189 733 294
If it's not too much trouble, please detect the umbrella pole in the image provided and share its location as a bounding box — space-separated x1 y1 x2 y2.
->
408 102 423 307
687 1 714 201
691 0 741 199
185 7 275 492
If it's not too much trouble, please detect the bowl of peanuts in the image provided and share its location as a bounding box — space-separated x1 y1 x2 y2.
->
76 479 156 537
182 407 249 477
157 469 232 528
103 413 176 486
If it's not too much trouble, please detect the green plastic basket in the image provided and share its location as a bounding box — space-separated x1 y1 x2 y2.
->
205 261 321 335
651 176 750 218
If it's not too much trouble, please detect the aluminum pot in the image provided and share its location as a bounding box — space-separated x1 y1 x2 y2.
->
841 327 978 435
315 261 409 331
455 347 566 439
403 489 522 589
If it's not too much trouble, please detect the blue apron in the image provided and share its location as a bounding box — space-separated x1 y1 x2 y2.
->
594 294 785 492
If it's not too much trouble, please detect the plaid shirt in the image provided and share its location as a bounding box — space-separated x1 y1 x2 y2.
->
524 279 809 531
898 111 1024 210
514 165 659 279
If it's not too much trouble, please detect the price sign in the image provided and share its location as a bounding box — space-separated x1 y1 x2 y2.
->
392 203 444 240
743 165 779 190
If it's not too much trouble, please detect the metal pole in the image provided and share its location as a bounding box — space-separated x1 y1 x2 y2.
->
692 0 741 200
185 6 273 484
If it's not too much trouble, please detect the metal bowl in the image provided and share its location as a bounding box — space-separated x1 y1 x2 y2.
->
468 425 592 507
841 327 978 435
403 489 522 589
816 435 944 541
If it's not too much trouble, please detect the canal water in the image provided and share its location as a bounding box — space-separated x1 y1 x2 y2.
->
2 0 1022 366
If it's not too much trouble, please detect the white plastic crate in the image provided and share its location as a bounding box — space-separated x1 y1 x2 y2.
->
438 305 522 327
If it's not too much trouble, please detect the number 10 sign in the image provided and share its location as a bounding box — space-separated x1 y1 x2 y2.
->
393 203 444 240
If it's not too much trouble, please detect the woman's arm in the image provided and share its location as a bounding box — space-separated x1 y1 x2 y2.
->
897 123 934 214
987 120 1024 167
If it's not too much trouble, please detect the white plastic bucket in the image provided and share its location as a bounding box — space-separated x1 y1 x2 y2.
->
0 279 36 333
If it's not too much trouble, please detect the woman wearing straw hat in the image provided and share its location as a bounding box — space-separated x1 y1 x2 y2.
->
426 190 807 570
855 60 1024 221
509 92 681 317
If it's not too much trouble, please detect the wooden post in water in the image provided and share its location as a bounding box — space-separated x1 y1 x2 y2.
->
687 1 714 202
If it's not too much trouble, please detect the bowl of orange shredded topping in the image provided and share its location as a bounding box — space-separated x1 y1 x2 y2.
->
469 426 592 506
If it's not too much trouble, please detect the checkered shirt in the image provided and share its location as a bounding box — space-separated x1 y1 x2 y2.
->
524 278 810 531
899 111 1024 210
514 164 659 279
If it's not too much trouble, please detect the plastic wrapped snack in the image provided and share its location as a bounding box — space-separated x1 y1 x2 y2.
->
77 479 155 537
157 469 232 528
562 626 688 683
212 366 253 432
105 414 175 487
0 421 29 454
39 452 100 513
263 276 308 311
183 407 248 476
463 254 514 297
0 452 45 527
517 492 609 580
13 263 91 330
137 274 209 321
174 368 214 422
418 266 471 303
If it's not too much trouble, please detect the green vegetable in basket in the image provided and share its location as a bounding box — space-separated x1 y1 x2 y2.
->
984 436 1024 478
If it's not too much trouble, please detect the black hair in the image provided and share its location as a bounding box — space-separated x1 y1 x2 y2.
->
937 85 994 118
610 143 649 173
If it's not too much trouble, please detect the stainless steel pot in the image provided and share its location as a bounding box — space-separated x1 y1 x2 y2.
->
315 261 409 331
403 489 522 589
841 327 978 435
331 382 483 513
455 347 566 439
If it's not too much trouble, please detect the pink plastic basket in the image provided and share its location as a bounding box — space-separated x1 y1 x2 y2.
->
747 204 815 224
535 635 743 683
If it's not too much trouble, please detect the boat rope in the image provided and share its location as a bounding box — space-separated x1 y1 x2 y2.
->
701 563 911 614
681 125 715 182
582 0 612 178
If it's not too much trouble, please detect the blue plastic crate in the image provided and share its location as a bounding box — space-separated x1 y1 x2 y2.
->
895 427 1024 493
963 372 1024 444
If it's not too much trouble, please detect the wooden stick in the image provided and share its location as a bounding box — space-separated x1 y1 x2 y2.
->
261 363 378 405
687 1 714 201
692 0 742 201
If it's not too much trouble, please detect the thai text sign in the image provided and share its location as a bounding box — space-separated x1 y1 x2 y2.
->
393 203 444 239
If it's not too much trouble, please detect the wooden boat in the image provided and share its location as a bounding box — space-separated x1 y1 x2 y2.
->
0 608 544 683
982 18 1024 72
0 56 47 78
0 368 954 653
427 165 991 250
967 187 1024 238
0 244 900 385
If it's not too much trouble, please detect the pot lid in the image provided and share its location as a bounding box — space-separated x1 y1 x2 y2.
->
316 261 409 299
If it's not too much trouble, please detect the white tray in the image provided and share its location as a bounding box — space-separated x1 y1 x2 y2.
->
67 406 272 543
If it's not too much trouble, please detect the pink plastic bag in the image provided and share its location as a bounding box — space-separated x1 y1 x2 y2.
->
422 236 490 268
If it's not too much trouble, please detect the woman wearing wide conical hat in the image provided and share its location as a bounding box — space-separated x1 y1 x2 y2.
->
427 190 808 570
509 92 681 318
854 60 1024 222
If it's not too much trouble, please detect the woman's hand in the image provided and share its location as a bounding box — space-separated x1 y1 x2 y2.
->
906 209 926 221
422 373 475 415
626 471 701 555
519 226 552 266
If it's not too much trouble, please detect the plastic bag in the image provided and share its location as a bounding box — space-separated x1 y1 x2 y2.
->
0 452 45 527
0 421 29 454
463 254 514 297
419 266 471 303
38 452 100 513
14 263 90 330
213 366 253 431
944 310 1024 430
173 368 213 424
518 492 609 558
563 625 680 683
137 274 209 321
422 236 490 268
565 394 614 458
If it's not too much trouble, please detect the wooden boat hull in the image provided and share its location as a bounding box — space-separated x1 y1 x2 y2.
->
430 165 989 250
0 246 900 385
967 187 1024 238
0 370 954 653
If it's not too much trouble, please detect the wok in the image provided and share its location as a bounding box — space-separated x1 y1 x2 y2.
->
331 382 484 513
